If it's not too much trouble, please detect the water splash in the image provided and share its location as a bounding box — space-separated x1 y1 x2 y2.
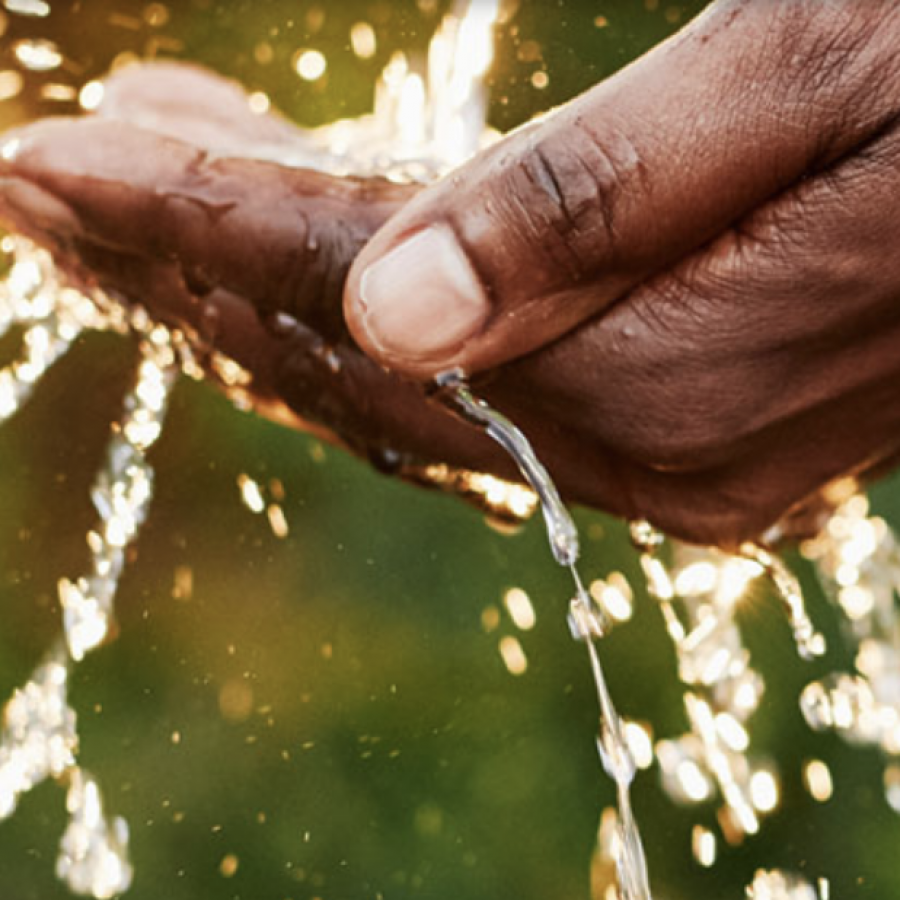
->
0 650 76 819
0 648 133 898
0 235 180 896
57 769 133 900
745 870 826 900
0 3 509 896
62 328 178 661
740 544 826 662
248 0 502 181
800 494 900 800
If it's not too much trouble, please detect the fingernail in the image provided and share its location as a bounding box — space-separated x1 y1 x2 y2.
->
358 226 489 364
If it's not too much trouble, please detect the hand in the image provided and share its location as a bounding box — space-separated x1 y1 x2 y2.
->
5 1 900 549
344 0 900 546
0 62 522 495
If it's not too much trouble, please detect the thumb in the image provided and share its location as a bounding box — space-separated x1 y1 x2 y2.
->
345 1 899 378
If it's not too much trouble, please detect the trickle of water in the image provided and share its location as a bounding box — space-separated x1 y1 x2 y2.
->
433 371 651 900
740 544 826 661
432 369 580 567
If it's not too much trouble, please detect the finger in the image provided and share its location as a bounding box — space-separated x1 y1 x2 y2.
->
97 61 316 160
0 117 416 341
482 110 900 545
0 115 519 496
344 1 900 377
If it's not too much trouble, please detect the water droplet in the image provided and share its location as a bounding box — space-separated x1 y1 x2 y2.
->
13 38 62 72
597 718 636 786
4 0 50 17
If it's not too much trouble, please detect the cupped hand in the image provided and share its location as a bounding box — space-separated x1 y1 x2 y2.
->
5 2 900 549
344 0 900 545
0 62 524 496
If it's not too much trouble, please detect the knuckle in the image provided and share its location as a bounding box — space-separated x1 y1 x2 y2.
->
275 216 369 342
495 117 635 283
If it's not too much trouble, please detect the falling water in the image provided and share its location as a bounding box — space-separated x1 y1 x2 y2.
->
434 369 650 899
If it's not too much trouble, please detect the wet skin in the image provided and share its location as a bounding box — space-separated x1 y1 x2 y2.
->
3 0 900 548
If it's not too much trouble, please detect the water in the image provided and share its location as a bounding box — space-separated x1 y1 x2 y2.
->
434 372 650 900
0 647 133 898
739 544 826 662
432 369 580 567
0 236 184 896
800 494 900 778
746 870 827 900
433 373 831 900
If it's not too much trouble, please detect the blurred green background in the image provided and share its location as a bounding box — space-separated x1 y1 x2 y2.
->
0 1 898 898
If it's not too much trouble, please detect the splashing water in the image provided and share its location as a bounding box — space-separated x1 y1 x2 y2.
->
633 532 812 843
746 870 829 900
0 2 891 899
0 4 512 896
799 492 900 806
0 237 183 896
435 365 838 898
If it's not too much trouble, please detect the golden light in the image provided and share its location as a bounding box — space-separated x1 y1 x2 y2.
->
350 22 377 60
749 770 780 814
803 759 834 803
5 0 50 17
219 854 240 878
624 722 654 770
237 474 265 514
692 825 717 868
504 587 536 631
498 636 528 676
267 504 289 539
13 38 62 71
79 79 105 111
293 49 327 82
481 605 501 633
248 90 270 115
0 70 22 101
678 759 713 803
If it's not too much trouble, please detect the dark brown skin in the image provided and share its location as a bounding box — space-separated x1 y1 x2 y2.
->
3 1 900 548
0 63 512 486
